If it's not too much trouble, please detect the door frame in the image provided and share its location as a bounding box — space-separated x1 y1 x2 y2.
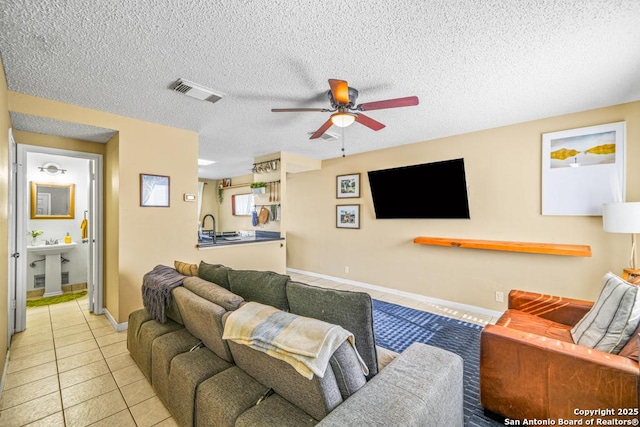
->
7 128 17 344
14 144 103 332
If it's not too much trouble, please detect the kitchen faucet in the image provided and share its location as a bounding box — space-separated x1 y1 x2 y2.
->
202 214 216 244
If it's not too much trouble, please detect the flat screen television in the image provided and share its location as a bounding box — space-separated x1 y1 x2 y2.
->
368 158 470 219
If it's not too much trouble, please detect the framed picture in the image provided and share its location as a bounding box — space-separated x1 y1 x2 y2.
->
140 174 170 207
542 121 625 215
337 173 360 198
223 178 231 187
336 204 360 229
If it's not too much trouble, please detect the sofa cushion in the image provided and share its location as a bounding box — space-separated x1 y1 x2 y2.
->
151 328 201 404
235 394 318 426
174 260 198 276
183 276 244 311
228 340 343 420
168 347 234 427
127 310 184 382
286 281 378 378
571 272 640 353
229 270 290 311
319 343 464 427
196 366 270 427
198 261 232 289
173 287 233 362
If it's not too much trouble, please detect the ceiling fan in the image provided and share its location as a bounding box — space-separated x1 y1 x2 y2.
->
271 79 419 139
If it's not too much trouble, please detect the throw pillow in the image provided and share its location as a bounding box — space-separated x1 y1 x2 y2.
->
228 270 290 311
198 261 232 290
571 272 640 354
174 260 198 276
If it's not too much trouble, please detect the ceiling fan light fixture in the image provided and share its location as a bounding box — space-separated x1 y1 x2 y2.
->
331 112 356 128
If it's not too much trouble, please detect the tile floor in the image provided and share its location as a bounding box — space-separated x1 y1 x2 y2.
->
0 297 176 427
0 272 497 426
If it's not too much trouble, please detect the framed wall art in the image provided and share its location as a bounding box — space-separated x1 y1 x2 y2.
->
337 173 360 198
542 121 625 216
336 204 360 229
140 174 170 207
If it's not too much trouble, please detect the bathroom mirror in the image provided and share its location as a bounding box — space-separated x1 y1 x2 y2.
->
31 182 75 219
232 194 253 216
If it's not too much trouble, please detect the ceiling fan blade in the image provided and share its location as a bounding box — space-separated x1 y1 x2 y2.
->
357 96 419 111
271 108 330 112
310 119 334 139
355 113 385 131
328 79 350 105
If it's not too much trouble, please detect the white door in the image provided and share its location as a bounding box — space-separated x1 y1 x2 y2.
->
87 158 103 314
7 129 18 341
14 144 104 328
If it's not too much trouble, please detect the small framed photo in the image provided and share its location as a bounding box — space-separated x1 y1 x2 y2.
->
337 173 360 198
336 204 360 229
223 178 231 187
140 174 170 207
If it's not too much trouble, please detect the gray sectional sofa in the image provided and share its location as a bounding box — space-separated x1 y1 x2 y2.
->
127 263 464 426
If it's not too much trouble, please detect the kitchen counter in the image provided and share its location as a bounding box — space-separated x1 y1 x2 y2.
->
197 231 283 248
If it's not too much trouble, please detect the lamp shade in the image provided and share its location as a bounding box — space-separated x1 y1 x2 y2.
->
330 112 356 128
602 202 640 233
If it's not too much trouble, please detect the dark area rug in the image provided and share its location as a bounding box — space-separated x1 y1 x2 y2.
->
372 299 502 426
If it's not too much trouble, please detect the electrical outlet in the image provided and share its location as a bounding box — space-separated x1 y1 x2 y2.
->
344 266 350 274
495 291 504 303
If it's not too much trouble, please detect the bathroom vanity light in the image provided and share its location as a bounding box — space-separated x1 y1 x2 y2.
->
38 163 66 175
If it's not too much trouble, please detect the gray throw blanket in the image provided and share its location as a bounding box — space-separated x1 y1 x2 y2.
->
142 265 187 323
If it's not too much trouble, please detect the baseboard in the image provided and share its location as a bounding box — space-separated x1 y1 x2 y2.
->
103 308 128 332
0 348 9 401
287 268 503 319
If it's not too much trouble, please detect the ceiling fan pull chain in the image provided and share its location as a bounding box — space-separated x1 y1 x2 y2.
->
342 126 346 157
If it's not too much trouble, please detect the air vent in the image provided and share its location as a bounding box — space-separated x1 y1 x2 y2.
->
34 272 69 288
307 131 339 141
171 79 224 104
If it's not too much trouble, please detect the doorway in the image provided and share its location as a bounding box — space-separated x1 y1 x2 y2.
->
12 144 103 333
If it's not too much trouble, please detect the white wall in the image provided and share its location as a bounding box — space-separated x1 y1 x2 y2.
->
26 152 89 289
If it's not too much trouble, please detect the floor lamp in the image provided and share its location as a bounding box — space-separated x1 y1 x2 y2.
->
603 202 640 280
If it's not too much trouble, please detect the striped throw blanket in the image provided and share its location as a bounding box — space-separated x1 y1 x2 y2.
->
223 302 368 380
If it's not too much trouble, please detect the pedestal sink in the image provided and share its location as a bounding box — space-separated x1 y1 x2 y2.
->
27 242 77 297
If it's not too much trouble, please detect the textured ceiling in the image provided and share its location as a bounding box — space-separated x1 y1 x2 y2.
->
1 0 639 179
10 113 117 143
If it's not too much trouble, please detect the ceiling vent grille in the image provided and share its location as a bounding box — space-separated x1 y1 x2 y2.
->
307 131 339 141
172 79 224 104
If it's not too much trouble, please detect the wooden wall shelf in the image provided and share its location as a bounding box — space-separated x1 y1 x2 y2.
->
413 237 592 257
220 183 249 190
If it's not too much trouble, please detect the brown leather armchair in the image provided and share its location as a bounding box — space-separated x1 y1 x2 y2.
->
480 290 638 422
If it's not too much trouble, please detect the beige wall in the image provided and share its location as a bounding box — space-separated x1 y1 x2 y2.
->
7 92 201 322
287 101 640 311
216 174 253 233
7 92 286 323
199 179 219 227
0 57 10 374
